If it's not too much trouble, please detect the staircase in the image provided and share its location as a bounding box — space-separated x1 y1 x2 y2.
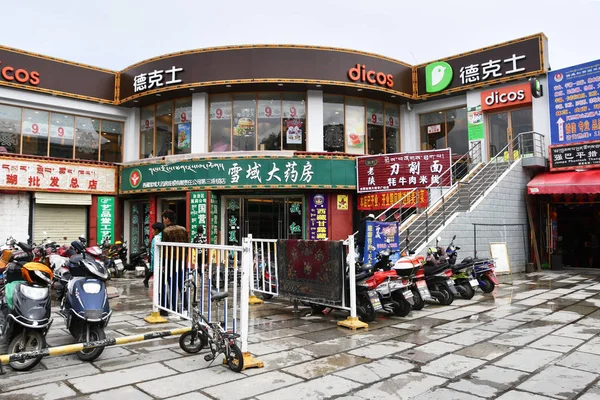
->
394 132 546 253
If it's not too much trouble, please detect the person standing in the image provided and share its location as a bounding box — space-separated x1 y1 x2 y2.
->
143 222 164 288
161 209 189 314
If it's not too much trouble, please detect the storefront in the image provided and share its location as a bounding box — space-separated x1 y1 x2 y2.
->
0 33 550 246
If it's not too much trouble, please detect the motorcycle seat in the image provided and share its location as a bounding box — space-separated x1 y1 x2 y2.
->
424 263 448 276
130 250 146 259
461 257 473 264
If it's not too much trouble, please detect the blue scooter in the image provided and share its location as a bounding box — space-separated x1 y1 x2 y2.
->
55 240 111 361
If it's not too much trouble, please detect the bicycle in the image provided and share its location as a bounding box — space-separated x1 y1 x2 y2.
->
178 273 244 372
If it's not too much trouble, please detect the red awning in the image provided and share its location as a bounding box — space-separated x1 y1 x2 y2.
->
527 170 600 195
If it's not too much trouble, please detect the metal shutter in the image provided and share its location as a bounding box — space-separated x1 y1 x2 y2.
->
33 204 87 245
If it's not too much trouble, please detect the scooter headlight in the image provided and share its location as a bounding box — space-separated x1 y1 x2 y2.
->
82 282 102 294
20 285 49 300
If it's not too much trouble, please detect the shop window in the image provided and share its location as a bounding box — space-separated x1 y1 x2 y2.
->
323 96 401 155
420 106 468 155
22 108 49 157
209 93 306 152
49 113 75 159
174 98 192 155
75 117 99 160
140 106 155 158
156 102 173 156
101 120 123 162
0 105 22 154
282 93 306 151
323 95 345 152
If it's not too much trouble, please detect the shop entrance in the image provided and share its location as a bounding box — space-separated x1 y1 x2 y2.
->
487 108 532 159
159 198 187 229
554 204 600 269
223 196 304 244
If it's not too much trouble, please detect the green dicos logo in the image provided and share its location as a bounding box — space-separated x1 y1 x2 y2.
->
425 61 453 93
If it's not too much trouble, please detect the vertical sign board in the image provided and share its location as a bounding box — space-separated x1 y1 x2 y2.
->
548 59 600 145
210 193 219 244
309 194 328 240
97 196 115 243
190 191 208 243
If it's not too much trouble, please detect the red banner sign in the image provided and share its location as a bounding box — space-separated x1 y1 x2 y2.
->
356 149 452 193
358 190 429 210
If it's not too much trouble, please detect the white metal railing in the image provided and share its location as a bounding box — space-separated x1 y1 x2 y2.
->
152 238 251 352
250 237 279 299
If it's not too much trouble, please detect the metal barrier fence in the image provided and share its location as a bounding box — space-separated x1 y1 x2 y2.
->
250 236 279 299
151 238 252 352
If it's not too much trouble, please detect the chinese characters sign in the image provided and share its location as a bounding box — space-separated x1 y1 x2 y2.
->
416 34 545 97
363 221 400 266
358 190 428 210
0 157 117 194
120 157 355 193
190 192 208 244
96 197 115 243
356 149 452 194
548 59 600 145
309 194 328 240
133 66 184 93
210 193 219 244
549 141 600 171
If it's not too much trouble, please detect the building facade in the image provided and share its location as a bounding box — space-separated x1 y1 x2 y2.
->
0 34 551 253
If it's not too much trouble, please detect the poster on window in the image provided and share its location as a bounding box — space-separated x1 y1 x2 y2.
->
367 109 384 126
387 114 400 128
346 106 365 154
282 103 305 119
258 103 281 119
50 122 74 140
210 102 232 120
141 117 154 132
22 120 49 136
177 123 191 149
467 105 484 141
174 106 192 124
285 119 303 144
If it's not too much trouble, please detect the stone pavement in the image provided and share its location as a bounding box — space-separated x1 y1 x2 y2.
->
2 271 600 399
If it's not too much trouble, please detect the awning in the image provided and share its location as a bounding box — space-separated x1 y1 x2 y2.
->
527 170 600 195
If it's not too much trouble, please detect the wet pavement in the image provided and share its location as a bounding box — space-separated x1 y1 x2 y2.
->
2 270 600 399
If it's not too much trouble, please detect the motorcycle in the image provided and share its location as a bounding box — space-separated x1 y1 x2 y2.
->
395 236 431 310
422 238 459 305
100 236 126 276
446 239 498 294
55 240 111 361
0 241 53 371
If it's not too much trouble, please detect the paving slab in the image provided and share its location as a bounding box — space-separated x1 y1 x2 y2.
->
528 334 584 353
204 371 302 400
348 340 415 359
283 353 369 380
69 363 176 394
351 372 447 400
248 336 315 356
333 357 414 384
240 350 315 376
255 375 362 400
494 347 562 373
76 386 153 400
162 393 213 400
93 349 181 372
421 354 486 378
496 390 565 399
455 341 515 361
517 365 597 400
439 328 499 346
556 351 600 374
0 382 76 400
0 363 100 391
411 387 486 400
397 340 464 364
578 383 600 400
448 365 529 398
552 323 600 340
398 328 453 345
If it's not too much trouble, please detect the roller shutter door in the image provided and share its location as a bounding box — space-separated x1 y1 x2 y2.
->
33 204 87 245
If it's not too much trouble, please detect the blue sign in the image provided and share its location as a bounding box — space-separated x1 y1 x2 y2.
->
363 221 400 266
548 59 600 145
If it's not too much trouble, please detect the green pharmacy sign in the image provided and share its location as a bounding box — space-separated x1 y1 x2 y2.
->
97 196 115 243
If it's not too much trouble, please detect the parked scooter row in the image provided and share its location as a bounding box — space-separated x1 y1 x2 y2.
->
346 235 497 322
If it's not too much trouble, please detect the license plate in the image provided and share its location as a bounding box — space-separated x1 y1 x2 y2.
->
403 290 414 300
419 286 432 300
367 290 383 311
416 280 427 288
469 279 479 287
446 279 455 286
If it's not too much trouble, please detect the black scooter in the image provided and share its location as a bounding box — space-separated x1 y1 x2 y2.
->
423 238 459 305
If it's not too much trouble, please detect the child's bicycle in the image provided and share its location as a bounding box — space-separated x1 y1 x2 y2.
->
179 273 244 372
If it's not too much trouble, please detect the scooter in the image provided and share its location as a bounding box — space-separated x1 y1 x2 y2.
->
394 236 431 310
446 236 498 294
423 240 459 305
0 241 53 371
55 240 111 361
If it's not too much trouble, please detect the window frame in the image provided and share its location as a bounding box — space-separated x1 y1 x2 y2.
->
419 105 468 152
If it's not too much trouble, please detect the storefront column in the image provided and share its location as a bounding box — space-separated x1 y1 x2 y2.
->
306 90 324 152
191 92 209 153
123 107 140 163
328 193 353 240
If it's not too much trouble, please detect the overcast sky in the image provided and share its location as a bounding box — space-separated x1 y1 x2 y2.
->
3 0 598 71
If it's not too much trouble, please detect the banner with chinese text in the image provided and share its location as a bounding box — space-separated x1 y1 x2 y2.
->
210 193 219 244
0 157 117 194
358 190 428 210
356 149 452 193
309 194 328 240
549 141 600 171
96 197 115 243
190 191 208 243
363 221 400 266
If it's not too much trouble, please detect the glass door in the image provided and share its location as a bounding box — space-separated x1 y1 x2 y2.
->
487 108 532 160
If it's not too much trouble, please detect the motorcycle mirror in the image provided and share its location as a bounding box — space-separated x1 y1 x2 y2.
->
409 250 415 255
437 236 442 243
452 235 456 240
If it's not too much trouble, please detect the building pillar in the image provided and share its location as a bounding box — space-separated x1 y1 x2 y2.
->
123 107 140 162
192 92 209 153
306 90 324 152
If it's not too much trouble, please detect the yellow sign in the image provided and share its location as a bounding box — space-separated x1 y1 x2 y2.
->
337 194 349 210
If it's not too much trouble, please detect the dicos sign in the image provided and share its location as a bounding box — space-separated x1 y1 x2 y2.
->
480 82 531 111
348 64 394 88
0 61 40 86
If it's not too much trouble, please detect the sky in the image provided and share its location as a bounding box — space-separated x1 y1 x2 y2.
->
2 0 599 71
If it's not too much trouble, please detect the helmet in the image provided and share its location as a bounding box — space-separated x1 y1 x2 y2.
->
20 262 53 286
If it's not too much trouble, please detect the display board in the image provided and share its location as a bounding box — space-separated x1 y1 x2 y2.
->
489 242 511 274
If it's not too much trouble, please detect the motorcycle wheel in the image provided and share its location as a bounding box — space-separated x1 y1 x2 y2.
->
459 282 475 300
226 343 244 372
179 330 208 353
438 286 454 305
357 294 376 322
411 289 425 311
76 326 106 361
391 292 411 317
310 304 326 315
479 276 496 293
8 331 45 371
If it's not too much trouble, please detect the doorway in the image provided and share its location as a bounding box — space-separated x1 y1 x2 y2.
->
487 108 533 160
159 198 187 229
223 196 304 244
